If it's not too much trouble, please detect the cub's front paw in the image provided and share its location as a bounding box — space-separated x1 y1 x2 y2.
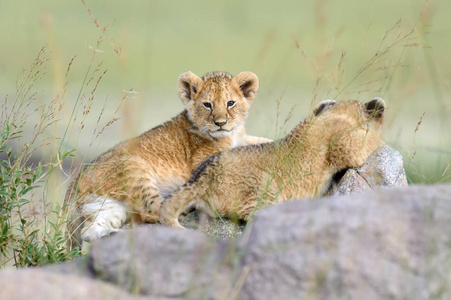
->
159 213 186 229
141 196 163 223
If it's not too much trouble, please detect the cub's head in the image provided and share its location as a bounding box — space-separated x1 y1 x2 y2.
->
178 71 259 139
313 97 386 170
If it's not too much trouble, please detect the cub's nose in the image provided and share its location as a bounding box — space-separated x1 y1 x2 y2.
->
214 120 227 127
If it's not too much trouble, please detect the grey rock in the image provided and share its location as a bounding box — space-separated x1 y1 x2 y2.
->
55 227 237 299
238 184 451 299
358 146 408 186
0 268 148 300
45 184 451 299
328 146 408 196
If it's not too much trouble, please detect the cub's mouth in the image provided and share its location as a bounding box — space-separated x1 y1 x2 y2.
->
209 128 233 138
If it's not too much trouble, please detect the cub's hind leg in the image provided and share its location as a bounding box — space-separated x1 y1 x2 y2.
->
79 187 162 242
79 156 164 242
79 177 163 242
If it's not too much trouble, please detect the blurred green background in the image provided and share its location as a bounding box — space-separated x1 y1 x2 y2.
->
1 0 450 183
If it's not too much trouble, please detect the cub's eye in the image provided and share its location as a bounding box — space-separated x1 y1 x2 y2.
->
203 102 212 109
227 101 235 108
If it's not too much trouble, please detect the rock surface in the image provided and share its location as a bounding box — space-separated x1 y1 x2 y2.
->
327 146 408 196
51 227 235 299
0 269 150 300
4 184 444 299
237 185 449 299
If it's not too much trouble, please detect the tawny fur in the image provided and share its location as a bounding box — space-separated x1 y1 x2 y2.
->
65 71 271 247
159 98 386 228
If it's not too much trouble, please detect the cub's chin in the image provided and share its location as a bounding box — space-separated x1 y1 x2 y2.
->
209 130 233 138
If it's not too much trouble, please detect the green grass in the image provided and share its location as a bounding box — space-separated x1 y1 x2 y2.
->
0 44 124 267
0 47 80 267
0 0 450 267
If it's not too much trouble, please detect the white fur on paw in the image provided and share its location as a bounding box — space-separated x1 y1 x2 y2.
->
81 196 129 242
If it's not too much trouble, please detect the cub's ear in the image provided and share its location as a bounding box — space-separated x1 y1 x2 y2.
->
233 72 259 102
365 97 385 121
314 99 336 116
178 71 203 104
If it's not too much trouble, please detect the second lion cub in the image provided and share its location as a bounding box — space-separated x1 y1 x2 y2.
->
65 71 271 246
160 98 386 228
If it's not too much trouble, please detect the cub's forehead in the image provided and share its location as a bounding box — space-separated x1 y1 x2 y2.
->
333 100 363 111
199 72 241 99
316 100 364 120
329 100 368 121
201 71 233 82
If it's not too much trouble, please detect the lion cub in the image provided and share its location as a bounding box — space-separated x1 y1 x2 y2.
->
160 98 386 228
65 71 271 246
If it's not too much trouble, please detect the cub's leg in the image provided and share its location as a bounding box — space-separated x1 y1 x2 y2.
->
159 155 219 228
159 182 210 229
80 177 163 242
78 156 164 242
120 156 164 223
79 178 163 241
159 160 220 229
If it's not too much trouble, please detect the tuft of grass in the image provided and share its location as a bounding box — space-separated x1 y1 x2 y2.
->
0 39 126 267
0 47 79 267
